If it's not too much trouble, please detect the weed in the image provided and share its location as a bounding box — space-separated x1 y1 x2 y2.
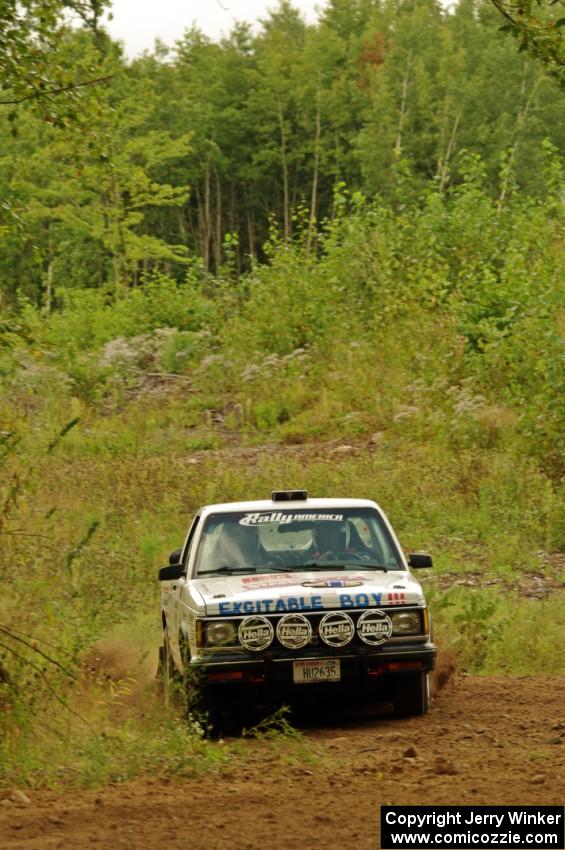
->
429 588 565 675
241 705 302 742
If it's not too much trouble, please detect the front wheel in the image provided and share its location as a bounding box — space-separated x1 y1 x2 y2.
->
158 628 187 707
188 684 239 738
394 671 430 717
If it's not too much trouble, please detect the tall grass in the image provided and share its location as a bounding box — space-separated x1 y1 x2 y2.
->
1 174 563 786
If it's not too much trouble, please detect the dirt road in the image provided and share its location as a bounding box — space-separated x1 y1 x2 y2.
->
1 673 564 850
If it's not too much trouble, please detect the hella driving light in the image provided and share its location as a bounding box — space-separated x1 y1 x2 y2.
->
390 610 421 635
276 614 312 649
357 610 393 646
205 621 237 647
238 616 274 651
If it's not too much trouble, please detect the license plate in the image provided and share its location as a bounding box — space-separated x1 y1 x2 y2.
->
293 659 341 684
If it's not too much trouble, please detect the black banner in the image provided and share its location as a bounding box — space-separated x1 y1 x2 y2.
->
381 806 564 849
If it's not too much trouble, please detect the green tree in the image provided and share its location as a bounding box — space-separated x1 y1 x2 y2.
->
251 2 307 242
0 35 192 303
168 26 258 272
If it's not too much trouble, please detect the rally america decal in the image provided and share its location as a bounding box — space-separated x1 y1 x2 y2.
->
239 512 344 526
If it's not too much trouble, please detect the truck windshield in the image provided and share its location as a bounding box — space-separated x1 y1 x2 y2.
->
193 508 404 576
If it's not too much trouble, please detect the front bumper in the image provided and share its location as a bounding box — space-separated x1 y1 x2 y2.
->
191 639 436 691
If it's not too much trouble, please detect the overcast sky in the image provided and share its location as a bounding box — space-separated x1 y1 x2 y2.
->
105 0 324 56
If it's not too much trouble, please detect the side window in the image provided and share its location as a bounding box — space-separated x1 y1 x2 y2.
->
182 515 200 568
349 517 373 548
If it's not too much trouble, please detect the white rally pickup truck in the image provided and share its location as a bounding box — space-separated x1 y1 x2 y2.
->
159 490 436 727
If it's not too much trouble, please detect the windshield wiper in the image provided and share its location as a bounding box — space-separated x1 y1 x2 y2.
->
197 564 300 576
197 565 257 576
353 561 391 571
295 561 390 571
197 561 393 576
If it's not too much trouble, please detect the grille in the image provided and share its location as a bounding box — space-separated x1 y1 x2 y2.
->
208 607 424 651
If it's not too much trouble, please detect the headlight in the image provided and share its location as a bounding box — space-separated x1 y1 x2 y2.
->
390 610 421 635
205 621 237 647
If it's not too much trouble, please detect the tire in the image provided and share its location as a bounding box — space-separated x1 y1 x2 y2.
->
159 628 184 706
394 671 430 717
159 634 233 736
193 681 245 737
200 688 230 737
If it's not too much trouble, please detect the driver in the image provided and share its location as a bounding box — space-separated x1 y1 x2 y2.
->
213 521 261 568
312 521 350 560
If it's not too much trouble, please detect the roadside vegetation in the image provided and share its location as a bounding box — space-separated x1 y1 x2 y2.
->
1 0 564 788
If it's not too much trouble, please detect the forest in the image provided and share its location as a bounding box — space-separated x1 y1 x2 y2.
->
1 0 565 293
0 0 564 786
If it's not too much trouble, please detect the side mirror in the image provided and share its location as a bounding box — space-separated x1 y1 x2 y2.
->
408 552 433 569
169 548 182 566
159 563 185 581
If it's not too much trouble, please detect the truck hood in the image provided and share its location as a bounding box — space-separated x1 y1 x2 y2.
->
191 569 425 617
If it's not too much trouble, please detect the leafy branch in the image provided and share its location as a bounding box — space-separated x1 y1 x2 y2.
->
0 624 78 680
0 74 113 106
0 0 111 115
0 636 89 726
490 0 565 85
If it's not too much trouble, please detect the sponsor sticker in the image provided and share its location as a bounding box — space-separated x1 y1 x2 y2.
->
357 609 393 646
238 616 274 651
318 611 355 648
240 574 300 592
276 613 312 649
303 578 364 588
216 592 385 616
239 575 367 592
219 595 325 615
239 512 344 526
241 573 295 587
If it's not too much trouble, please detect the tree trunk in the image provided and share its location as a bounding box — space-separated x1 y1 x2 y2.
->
307 83 322 254
277 96 290 242
204 167 211 272
497 62 539 213
177 207 187 246
45 258 54 313
247 209 256 267
196 171 212 272
44 222 53 313
395 52 413 157
110 172 128 292
436 109 461 193
230 182 241 275
214 170 222 274
187 203 196 252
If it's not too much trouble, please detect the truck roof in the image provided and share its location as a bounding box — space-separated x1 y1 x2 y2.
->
199 498 381 515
